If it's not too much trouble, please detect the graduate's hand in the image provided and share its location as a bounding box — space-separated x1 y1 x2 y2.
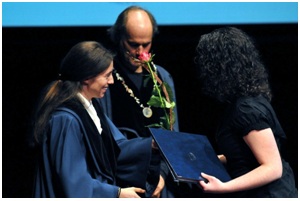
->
119 187 145 198
151 175 165 198
199 172 225 193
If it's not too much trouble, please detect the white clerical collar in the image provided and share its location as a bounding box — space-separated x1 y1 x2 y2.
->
77 93 102 134
77 92 92 109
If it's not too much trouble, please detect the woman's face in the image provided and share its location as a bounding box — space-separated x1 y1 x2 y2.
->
82 61 114 100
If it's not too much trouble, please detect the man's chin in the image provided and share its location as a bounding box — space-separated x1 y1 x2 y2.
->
128 65 140 72
125 60 139 71
121 55 141 72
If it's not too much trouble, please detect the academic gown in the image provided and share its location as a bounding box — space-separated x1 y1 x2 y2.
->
100 63 179 135
33 99 153 198
99 60 179 197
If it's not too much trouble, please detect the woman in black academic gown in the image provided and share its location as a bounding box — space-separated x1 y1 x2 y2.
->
31 41 160 198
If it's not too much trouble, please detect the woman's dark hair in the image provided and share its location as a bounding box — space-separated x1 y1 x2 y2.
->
33 41 113 143
195 27 272 103
107 6 159 45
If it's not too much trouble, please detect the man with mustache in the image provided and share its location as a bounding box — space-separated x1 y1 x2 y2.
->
100 6 179 198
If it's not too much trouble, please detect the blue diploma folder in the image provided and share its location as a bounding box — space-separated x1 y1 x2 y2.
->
149 128 231 183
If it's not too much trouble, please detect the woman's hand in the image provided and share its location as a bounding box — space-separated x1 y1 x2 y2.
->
199 172 227 194
119 187 145 198
200 128 283 194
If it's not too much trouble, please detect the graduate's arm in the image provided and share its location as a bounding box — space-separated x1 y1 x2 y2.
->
49 114 119 198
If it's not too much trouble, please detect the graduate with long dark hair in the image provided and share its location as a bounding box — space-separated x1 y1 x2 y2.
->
32 41 157 198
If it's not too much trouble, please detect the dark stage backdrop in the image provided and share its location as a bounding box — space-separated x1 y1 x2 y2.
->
2 24 298 197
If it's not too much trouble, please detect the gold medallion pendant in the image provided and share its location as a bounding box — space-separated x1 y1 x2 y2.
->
142 107 153 118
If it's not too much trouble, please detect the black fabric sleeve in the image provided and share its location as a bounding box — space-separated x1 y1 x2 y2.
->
231 98 270 137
